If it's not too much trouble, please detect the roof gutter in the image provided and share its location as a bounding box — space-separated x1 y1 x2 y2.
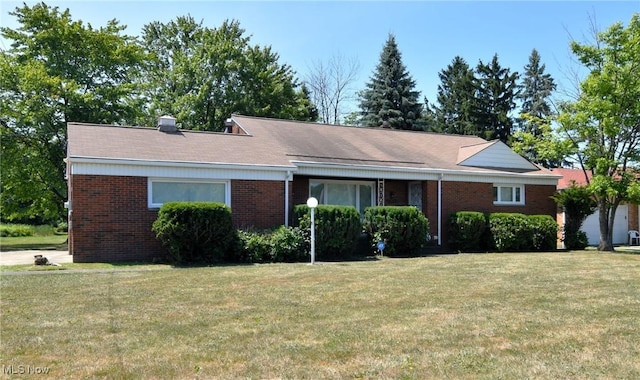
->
69 156 297 171
291 160 562 184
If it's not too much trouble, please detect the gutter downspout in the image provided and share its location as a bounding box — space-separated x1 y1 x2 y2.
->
438 173 443 246
285 170 292 227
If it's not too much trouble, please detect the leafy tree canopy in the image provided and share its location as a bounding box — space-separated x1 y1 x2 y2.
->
0 2 146 222
141 16 314 131
557 13 640 250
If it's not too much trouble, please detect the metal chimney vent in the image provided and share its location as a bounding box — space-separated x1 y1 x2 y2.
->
157 115 177 133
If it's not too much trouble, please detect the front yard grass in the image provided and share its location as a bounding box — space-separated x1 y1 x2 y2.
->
1 252 639 379
0 234 68 251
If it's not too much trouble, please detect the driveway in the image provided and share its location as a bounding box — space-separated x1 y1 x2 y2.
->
0 250 72 266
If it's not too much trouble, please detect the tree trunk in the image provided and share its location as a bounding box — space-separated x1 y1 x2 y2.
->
597 200 614 251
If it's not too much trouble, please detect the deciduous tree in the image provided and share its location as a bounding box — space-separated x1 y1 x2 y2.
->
304 54 359 124
141 17 313 131
0 2 146 222
557 13 640 251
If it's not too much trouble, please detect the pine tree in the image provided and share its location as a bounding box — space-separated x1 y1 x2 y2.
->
358 34 422 130
518 49 556 135
432 56 478 135
475 54 519 143
511 49 559 167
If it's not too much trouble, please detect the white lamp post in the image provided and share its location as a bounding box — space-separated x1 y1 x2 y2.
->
306 197 318 265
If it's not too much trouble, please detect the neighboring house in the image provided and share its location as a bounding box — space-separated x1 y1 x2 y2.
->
66 115 560 262
552 167 639 246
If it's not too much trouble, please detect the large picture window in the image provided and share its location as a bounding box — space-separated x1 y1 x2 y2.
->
148 179 229 208
493 184 524 205
310 179 374 214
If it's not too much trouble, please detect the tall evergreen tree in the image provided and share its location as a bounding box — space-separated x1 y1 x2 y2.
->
475 54 519 143
517 48 557 135
432 56 478 135
358 34 422 130
511 49 560 167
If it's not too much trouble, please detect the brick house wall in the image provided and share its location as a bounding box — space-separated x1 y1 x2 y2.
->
231 180 285 229
439 182 557 246
70 175 286 262
70 175 164 263
70 173 557 262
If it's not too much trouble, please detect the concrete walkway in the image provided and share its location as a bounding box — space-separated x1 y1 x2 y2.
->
0 250 72 266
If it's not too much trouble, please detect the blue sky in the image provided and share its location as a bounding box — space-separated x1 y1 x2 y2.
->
1 1 638 115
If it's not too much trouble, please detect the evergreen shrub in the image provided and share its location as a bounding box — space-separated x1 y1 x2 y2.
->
449 211 486 252
295 204 361 260
362 206 429 257
487 213 531 252
528 215 558 251
152 202 238 265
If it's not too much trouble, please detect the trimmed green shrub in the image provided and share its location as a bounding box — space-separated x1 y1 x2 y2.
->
487 213 531 252
0 224 35 237
362 206 429 257
269 226 307 262
449 211 486 252
238 230 271 263
295 204 361 260
152 202 238 265
528 215 558 251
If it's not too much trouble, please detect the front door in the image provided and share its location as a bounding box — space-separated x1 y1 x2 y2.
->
408 181 422 211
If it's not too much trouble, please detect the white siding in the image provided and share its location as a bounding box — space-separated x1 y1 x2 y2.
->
580 205 629 245
459 142 538 170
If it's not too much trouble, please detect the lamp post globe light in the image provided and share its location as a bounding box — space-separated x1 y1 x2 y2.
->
306 197 318 265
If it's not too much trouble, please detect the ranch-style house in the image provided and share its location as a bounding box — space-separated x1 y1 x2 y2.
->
66 115 560 262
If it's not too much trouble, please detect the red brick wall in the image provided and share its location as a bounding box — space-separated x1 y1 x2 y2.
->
384 180 408 206
439 181 557 245
231 180 285 229
70 173 556 262
70 175 164 263
70 176 287 262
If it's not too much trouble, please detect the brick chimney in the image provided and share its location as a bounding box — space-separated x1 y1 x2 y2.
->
157 115 177 133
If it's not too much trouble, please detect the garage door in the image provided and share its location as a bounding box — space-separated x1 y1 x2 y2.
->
580 205 628 246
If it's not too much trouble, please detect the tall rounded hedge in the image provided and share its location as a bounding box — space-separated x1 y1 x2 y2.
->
362 206 429 257
449 211 486 252
529 215 558 251
295 204 361 260
152 202 238 265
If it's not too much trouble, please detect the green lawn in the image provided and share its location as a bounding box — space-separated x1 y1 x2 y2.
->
0 234 68 251
1 252 639 379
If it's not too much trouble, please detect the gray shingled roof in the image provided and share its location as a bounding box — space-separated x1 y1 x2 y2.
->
67 114 554 176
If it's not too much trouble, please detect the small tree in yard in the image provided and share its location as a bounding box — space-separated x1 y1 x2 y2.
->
557 14 640 251
552 183 597 250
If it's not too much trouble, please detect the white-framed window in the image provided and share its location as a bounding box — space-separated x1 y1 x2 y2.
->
309 179 374 214
148 178 230 208
493 184 525 205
